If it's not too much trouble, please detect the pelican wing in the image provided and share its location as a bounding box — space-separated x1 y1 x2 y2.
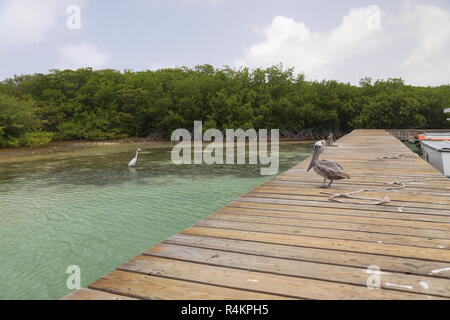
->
316 160 350 180
321 160 344 170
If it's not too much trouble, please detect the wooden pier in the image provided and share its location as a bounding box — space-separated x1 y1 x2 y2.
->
63 129 450 300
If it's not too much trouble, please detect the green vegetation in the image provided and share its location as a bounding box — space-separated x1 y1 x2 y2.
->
0 65 449 148
0 93 53 148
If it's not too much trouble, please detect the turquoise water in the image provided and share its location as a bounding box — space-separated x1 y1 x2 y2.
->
0 141 312 300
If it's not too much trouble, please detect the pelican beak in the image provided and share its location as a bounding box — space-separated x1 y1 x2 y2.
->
307 146 319 172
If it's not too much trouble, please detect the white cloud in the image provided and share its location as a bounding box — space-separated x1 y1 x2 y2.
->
236 9 387 80
0 0 62 50
237 3 450 86
395 4 450 85
0 0 88 52
58 42 111 70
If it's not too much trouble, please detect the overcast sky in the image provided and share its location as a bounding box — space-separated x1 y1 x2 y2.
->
0 0 449 86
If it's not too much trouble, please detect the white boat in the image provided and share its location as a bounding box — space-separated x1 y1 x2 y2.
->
420 140 450 177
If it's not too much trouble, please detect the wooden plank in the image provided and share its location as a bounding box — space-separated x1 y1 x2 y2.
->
229 202 450 224
197 218 450 250
218 206 450 233
266 181 450 197
247 191 450 211
269 179 450 193
118 255 440 300
61 288 139 300
182 227 450 262
252 185 450 205
166 234 450 278
272 175 450 185
236 196 450 217
274 179 450 190
210 212 450 242
89 270 290 300
144 243 450 297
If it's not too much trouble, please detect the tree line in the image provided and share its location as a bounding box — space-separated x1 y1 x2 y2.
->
0 65 449 148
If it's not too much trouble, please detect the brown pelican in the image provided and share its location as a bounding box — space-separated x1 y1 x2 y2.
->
307 140 350 188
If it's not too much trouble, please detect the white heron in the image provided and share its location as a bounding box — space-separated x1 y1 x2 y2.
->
128 148 143 167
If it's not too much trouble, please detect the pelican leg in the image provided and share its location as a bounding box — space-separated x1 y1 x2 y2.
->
328 180 334 188
320 177 328 188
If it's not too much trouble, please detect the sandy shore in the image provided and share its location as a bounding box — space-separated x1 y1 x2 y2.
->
0 138 151 160
0 137 315 161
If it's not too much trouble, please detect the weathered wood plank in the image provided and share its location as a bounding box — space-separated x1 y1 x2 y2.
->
236 197 450 217
182 227 450 262
246 191 450 211
119 255 440 300
89 270 290 300
218 207 450 232
210 212 450 242
229 202 450 224
265 181 450 197
144 243 450 297
252 185 450 205
165 234 450 278
61 288 139 300
198 217 450 249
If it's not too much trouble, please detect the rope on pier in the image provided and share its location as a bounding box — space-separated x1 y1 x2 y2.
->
377 154 416 160
319 146 442 205
321 187 392 205
320 179 439 205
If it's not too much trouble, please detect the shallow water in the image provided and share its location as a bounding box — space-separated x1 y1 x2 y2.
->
0 141 312 300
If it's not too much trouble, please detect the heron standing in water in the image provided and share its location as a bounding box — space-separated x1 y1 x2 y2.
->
307 140 350 188
128 148 143 167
